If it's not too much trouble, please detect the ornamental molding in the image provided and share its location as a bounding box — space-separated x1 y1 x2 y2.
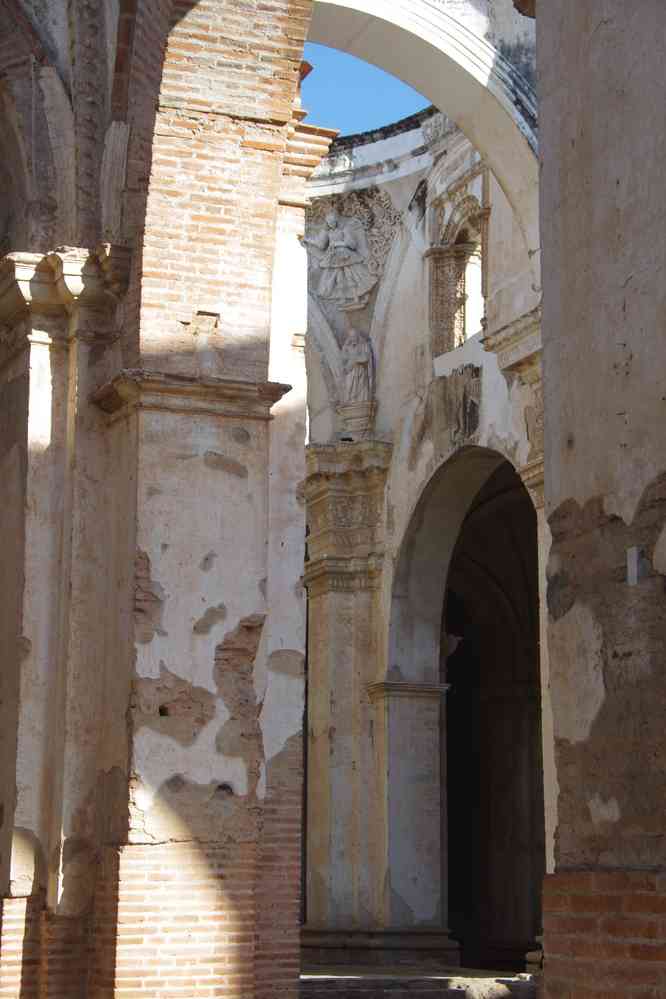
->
367 681 450 702
0 245 131 327
303 554 384 596
0 245 130 367
306 439 392 479
482 305 541 380
91 370 290 423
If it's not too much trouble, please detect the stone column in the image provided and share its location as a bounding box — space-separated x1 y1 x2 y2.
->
0 246 131 997
302 441 458 967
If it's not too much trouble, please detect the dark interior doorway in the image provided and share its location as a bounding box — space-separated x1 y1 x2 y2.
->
443 461 545 970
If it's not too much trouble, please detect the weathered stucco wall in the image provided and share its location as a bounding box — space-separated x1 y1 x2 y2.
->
303 96 552 962
538 3 666 995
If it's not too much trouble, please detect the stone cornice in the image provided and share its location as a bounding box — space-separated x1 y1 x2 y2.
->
481 305 541 380
367 681 450 702
91 369 291 422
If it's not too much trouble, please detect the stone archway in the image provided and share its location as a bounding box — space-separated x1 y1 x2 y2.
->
309 0 540 287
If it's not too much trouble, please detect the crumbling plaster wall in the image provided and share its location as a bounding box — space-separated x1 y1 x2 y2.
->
539 1 666 872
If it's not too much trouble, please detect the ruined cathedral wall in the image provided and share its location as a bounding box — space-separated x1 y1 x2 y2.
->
305 111 538 539
0 2 316 997
303 110 552 928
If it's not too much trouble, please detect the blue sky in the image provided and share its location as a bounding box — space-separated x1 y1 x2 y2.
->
302 43 431 137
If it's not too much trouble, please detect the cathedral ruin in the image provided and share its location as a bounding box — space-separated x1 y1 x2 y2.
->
0 2 664 998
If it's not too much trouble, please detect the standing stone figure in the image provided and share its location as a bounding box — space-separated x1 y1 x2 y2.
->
342 327 375 404
303 209 377 311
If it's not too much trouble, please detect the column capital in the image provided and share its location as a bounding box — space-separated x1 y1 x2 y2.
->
0 245 131 365
0 245 131 324
304 440 393 563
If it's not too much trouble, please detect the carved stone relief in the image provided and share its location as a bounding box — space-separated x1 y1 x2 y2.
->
305 188 402 338
441 363 482 446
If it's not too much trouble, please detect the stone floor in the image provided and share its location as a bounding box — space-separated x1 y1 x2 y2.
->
300 968 537 999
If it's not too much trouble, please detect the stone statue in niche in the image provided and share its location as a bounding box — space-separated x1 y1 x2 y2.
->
302 209 376 312
442 363 481 446
342 327 375 404
338 327 376 440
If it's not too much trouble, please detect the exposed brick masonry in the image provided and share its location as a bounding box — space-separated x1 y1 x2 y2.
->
543 871 666 997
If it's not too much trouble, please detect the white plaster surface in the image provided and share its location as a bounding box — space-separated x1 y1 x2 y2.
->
549 603 605 745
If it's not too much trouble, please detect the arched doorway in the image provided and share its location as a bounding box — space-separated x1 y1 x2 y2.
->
383 447 544 970
444 460 544 969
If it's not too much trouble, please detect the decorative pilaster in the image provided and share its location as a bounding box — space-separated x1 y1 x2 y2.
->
303 441 391 939
0 245 130 996
424 243 471 356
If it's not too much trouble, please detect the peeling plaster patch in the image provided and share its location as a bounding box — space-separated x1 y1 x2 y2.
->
257 762 267 800
203 451 248 478
230 426 251 445
549 602 605 744
547 571 578 621
132 662 216 746
589 793 620 825
652 525 666 575
134 549 167 643
193 602 227 635
260 670 305 763
267 649 305 677
200 550 218 572
214 615 266 796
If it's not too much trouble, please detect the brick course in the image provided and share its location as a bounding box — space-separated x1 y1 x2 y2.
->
543 871 666 998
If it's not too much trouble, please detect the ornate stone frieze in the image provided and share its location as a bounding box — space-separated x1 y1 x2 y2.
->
304 440 392 570
303 554 384 597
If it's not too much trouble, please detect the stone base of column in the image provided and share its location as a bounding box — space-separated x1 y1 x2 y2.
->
542 870 666 996
301 928 461 969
